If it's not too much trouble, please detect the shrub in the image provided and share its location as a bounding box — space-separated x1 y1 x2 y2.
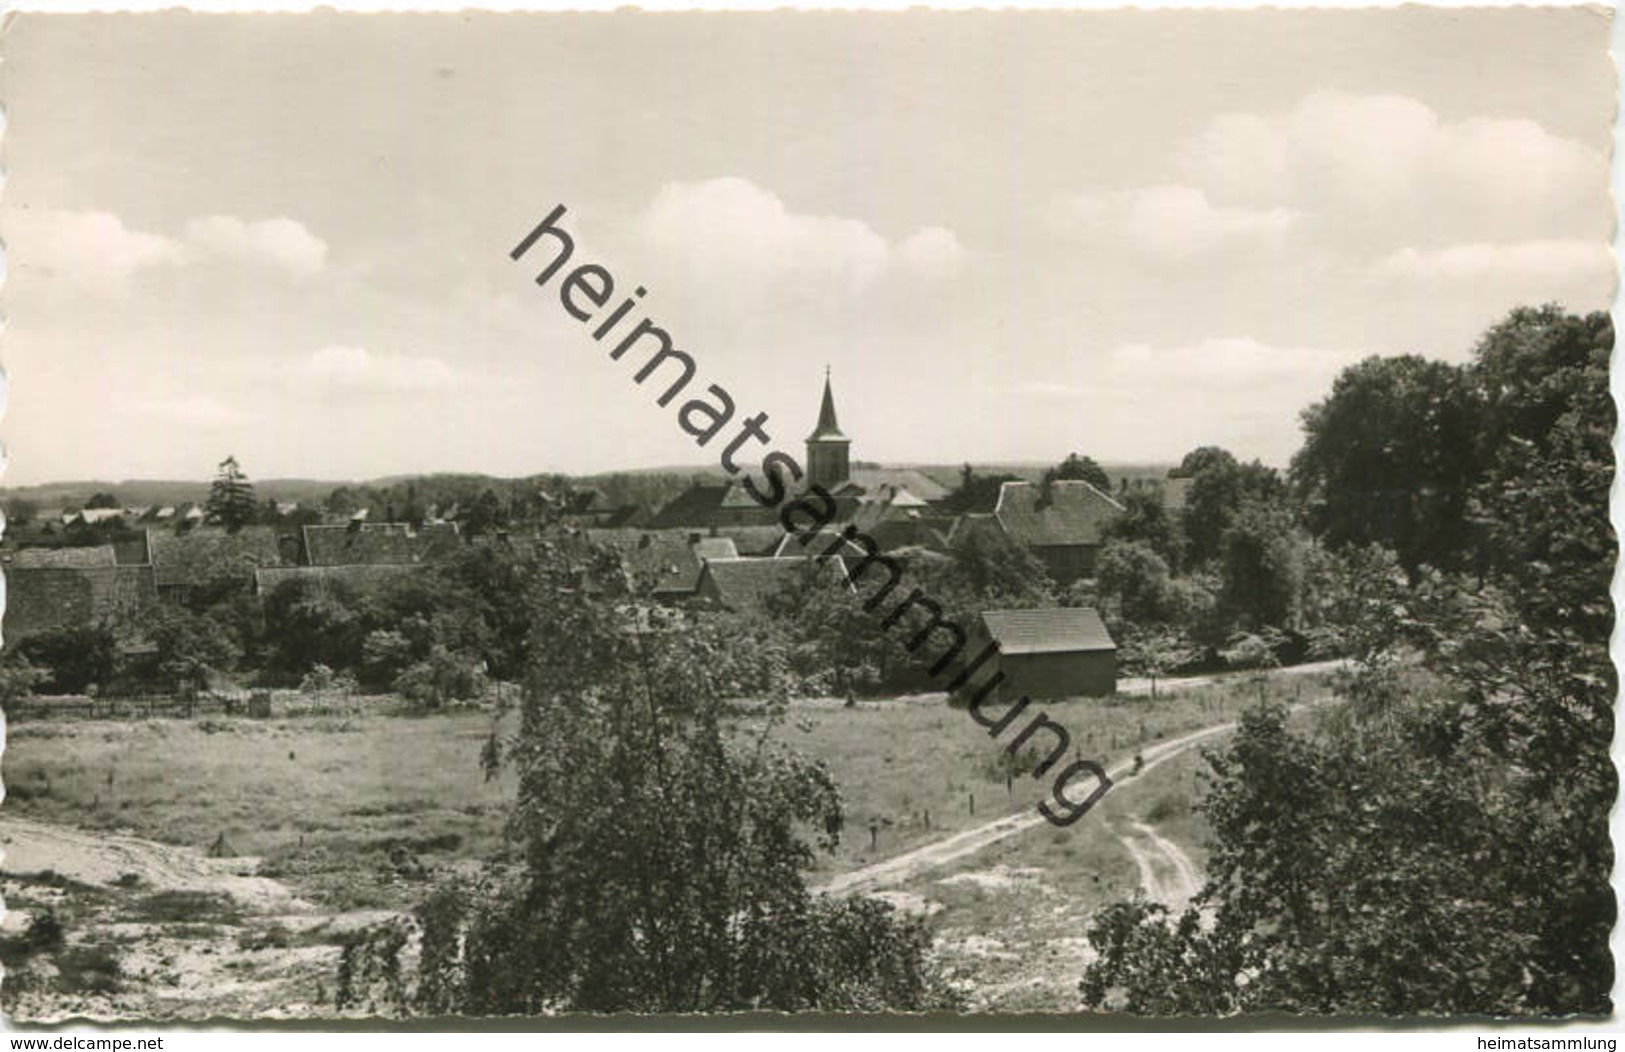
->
394 646 486 710
1144 792 1184 824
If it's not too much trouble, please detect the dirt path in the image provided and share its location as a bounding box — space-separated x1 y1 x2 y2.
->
819 716 1239 897
0 815 310 913
1115 818 1201 907
1117 657 1347 697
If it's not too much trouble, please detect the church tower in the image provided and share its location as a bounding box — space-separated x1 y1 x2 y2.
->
805 369 852 492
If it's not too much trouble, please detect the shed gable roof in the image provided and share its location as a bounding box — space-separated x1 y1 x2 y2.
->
979 607 1116 654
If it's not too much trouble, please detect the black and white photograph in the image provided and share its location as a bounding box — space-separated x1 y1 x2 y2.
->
0 7 1615 1025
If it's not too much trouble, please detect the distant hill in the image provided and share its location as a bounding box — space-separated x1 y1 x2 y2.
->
0 478 341 510
0 460 1176 513
900 462 1177 491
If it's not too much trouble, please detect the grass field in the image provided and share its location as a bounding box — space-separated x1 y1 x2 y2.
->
767 671 1323 876
0 668 1341 1013
4 670 1320 889
3 712 516 910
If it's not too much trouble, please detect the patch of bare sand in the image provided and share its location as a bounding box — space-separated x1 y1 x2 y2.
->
0 816 308 913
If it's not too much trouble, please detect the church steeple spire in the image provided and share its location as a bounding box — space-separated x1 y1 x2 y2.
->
805 368 852 489
808 368 846 442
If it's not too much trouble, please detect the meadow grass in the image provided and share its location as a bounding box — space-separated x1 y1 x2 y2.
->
1 670 1338 907
3 711 514 908
768 671 1332 874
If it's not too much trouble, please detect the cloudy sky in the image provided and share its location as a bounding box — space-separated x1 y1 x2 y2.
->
1 10 1614 485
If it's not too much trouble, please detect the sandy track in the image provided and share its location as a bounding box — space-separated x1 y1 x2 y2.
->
0 815 310 913
819 716 1238 897
1115 819 1200 907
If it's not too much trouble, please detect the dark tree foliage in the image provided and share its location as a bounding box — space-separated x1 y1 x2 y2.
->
1083 702 1557 1016
1095 539 1178 628
0 651 50 704
1292 355 1480 575
1079 306 1614 1017
1045 453 1111 492
261 578 374 677
459 489 509 538
1217 501 1311 632
337 533 951 1015
84 492 120 510
1175 447 1285 566
940 522 1054 606
206 456 258 532
152 606 240 692
761 562 914 697
1467 306 1614 637
1103 487 1187 572
938 464 1023 514
17 624 118 694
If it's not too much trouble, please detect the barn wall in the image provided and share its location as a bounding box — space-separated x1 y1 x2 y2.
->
1001 650 1115 699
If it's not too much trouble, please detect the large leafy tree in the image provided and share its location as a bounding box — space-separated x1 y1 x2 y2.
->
1174 447 1285 566
1095 539 1181 628
1466 305 1613 637
1217 501 1315 632
1291 355 1480 575
338 533 950 1014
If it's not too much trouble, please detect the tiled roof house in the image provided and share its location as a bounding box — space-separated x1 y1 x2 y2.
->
992 480 1125 583
696 555 852 613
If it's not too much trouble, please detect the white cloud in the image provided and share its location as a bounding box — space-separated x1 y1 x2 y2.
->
1052 186 1297 258
1372 239 1613 284
895 226 965 279
305 345 457 393
5 209 329 295
635 178 968 304
7 209 184 295
1176 91 1607 245
183 216 328 277
1124 186 1296 258
641 178 889 292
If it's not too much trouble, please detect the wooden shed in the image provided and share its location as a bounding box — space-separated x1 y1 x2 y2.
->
974 607 1117 699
